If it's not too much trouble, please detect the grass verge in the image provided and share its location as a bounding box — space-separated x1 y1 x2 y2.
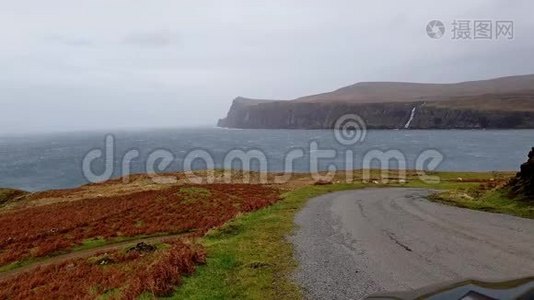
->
168 183 365 300
430 189 534 219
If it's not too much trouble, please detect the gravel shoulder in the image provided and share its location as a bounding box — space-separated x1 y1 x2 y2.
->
290 188 534 299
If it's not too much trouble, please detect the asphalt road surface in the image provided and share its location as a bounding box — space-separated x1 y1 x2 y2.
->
291 188 534 299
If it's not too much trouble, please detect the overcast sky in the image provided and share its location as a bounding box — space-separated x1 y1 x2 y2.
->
1 0 533 135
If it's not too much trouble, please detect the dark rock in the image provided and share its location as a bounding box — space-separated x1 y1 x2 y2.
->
507 147 534 201
128 242 156 253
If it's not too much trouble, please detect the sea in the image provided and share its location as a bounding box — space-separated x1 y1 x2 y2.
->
0 128 532 192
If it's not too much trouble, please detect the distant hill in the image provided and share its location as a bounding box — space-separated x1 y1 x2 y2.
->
218 75 534 129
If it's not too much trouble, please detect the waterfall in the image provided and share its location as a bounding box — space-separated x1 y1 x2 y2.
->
404 106 416 129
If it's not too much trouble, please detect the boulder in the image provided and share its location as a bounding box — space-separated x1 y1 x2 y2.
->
128 242 156 253
508 147 534 201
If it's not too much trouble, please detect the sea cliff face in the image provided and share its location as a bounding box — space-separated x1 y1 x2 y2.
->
219 75 534 129
218 97 534 129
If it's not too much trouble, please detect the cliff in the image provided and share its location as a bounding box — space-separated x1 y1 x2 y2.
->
218 75 534 129
508 147 534 201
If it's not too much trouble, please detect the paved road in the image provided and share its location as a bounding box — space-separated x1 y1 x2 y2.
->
291 188 534 299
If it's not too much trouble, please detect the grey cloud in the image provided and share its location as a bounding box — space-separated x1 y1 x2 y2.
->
0 0 533 135
45 35 93 46
121 30 180 47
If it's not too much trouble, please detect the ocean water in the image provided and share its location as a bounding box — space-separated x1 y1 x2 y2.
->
0 128 532 192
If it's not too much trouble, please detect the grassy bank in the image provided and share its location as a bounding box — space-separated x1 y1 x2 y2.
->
430 189 534 219
0 188 26 206
169 183 365 299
